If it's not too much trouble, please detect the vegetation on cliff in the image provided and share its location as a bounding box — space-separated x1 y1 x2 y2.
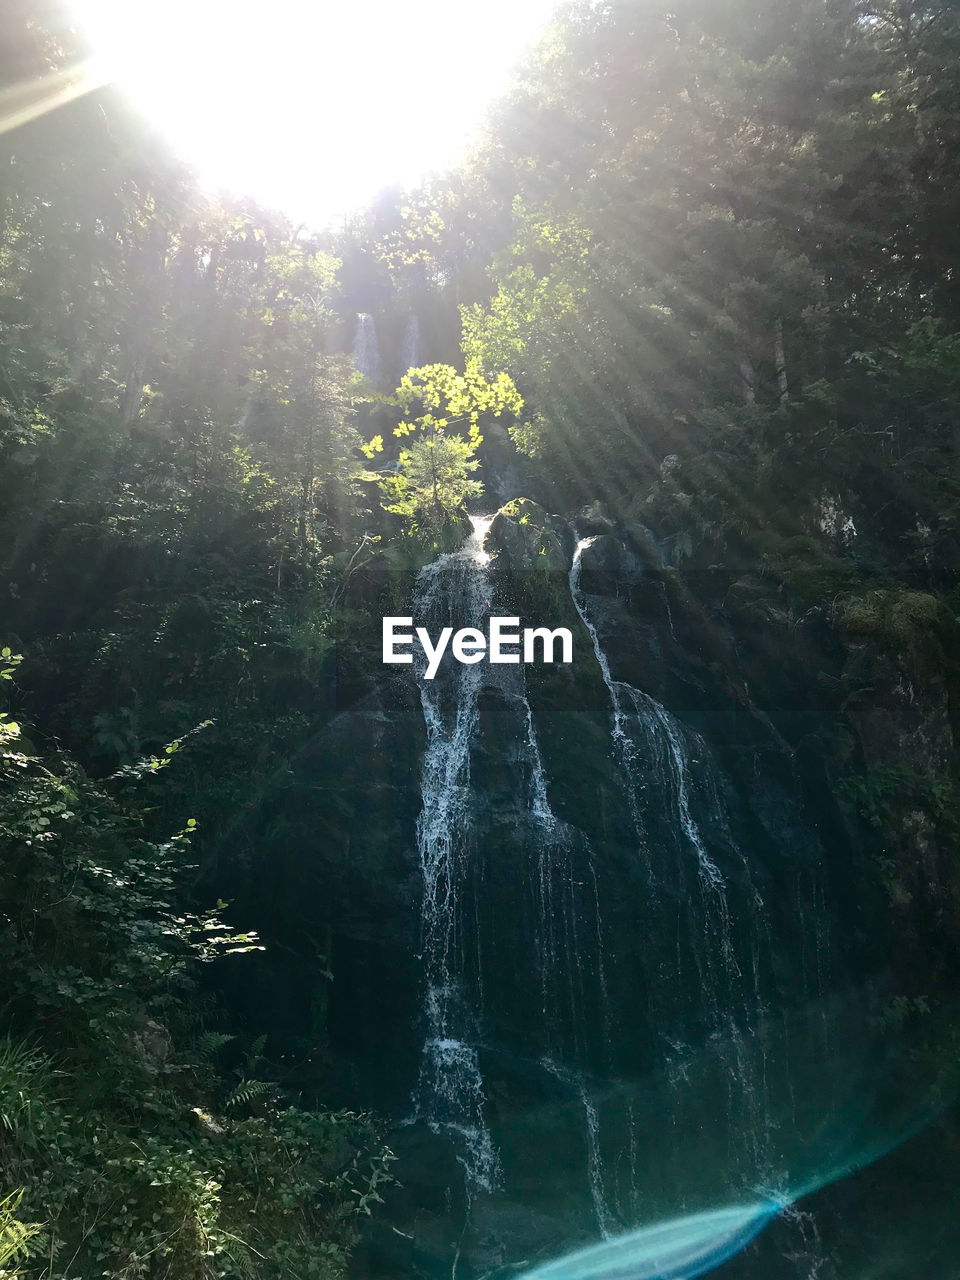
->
2 0 960 1274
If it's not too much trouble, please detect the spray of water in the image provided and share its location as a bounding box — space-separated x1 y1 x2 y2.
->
353 311 383 384
410 519 612 1198
410 516 501 1190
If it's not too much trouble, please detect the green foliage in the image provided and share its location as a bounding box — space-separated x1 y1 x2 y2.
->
0 1189 41 1277
0 651 23 754
381 435 482 533
460 205 592 459
0 649 21 683
0 1039 50 1141
840 763 960 831
839 761 960 908
226 1079 273 1110
369 359 522 532
426 0 960 579
835 589 942 649
877 995 932 1034
391 360 524 450
0 665 393 1280
195 1033 236 1062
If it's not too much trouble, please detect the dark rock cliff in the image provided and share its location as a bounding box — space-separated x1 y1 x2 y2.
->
222 499 960 1280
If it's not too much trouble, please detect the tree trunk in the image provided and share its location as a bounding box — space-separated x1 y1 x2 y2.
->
298 473 311 549
739 355 756 404
119 364 144 425
774 317 788 400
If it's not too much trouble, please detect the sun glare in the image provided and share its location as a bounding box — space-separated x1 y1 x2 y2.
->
69 0 558 228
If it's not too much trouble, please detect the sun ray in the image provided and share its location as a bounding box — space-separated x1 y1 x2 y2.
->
0 57 110 136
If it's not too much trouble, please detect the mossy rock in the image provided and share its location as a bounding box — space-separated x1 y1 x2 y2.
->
484 498 572 572
835 588 942 649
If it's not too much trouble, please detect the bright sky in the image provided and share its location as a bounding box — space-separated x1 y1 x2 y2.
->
69 0 560 229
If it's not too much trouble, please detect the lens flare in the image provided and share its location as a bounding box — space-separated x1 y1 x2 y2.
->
515 1096 953 1280
519 1202 783 1280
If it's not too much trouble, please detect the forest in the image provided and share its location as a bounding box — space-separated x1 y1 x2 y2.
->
2 1 960 1277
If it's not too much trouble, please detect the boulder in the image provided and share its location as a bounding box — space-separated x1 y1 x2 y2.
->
578 500 617 535
483 498 572 572
577 533 623 577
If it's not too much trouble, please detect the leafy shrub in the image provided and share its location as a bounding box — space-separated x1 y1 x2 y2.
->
0 1189 41 1278
0 666 393 1280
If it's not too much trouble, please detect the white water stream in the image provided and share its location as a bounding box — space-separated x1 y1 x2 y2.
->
409 520 610 1202
353 311 383 384
406 522 785 1215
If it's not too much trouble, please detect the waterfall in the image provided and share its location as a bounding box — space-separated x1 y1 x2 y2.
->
403 520 819 1231
568 537 771 1175
569 539 726 889
352 311 383 384
544 1058 616 1239
384 518 847 1275
410 516 500 1190
400 310 421 375
409 519 609 1196
626 685 725 889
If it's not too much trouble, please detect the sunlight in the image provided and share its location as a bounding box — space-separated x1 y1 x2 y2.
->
0 58 109 137
69 0 559 227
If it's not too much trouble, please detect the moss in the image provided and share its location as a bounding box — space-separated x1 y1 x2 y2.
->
756 532 859 603
839 763 960 907
835 588 941 648
498 497 542 522
377 511 470 573
484 498 571 574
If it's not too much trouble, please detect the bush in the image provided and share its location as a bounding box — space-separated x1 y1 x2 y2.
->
0 667 393 1280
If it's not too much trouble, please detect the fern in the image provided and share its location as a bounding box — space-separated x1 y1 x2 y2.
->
195 1032 235 1061
221 1235 261 1280
0 1191 41 1272
225 1079 272 1110
244 1034 267 1074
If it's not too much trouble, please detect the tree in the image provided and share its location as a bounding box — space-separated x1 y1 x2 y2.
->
367 359 524 532
381 433 482 530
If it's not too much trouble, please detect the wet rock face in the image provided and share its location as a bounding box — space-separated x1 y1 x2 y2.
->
342 515 867 1276
301 507 958 1280
217 670 429 1116
835 636 960 956
484 498 573 572
577 501 617 536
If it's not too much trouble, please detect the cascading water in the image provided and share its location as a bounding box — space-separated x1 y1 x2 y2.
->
570 539 740 923
568 537 772 1179
353 311 383 384
409 516 501 1190
400 311 421 375
409 519 609 1197
543 1058 617 1239
393 518 842 1274
569 541 720 885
